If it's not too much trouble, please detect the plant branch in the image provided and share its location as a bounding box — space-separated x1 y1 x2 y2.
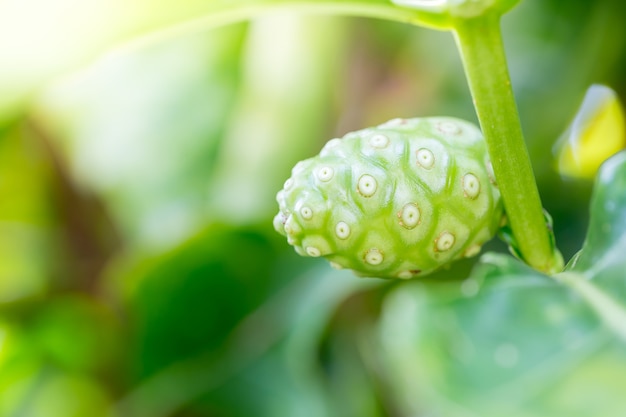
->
121 2 420 52
453 14 559 273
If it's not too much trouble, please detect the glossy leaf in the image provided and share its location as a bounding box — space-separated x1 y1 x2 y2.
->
567 151 626 277
379 253 626 417
562 150 626 325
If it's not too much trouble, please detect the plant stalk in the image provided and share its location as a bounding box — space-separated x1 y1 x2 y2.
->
453 14 557 273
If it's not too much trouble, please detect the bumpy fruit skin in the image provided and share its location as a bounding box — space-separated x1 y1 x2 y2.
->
273 117 503 279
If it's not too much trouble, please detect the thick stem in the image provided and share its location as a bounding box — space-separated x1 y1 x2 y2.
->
453 14 557 273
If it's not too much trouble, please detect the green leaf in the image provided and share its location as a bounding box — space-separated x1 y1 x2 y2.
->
35 12 350 247
3 372 112 417
29 295 121 374
35 27 245 248
121 224 282 379
207 13 350 224
0 126 56 303
0 297 119 417
555 150 626 340
375 150 626 416
567 151 626 280
379 254 626 417
112 223 377 417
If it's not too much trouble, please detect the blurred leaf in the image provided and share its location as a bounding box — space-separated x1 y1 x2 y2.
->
208 13 348 224
30 295 121 374
35 26 245 248
36 12 350 247
185 269 380 417
2 372 112 417
0 126 56 303
122 224 281 379
310 287 392 417
0 120 119 301
111 222 377 417
379 254 626 417
376 150 626 416
0 297 119 417
554 85 625 179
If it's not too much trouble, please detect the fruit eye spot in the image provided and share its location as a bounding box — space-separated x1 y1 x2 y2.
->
435 232 455 252
416 148 435 169
300 206 313 219
357 174 378 197
293 161 306 174
273 213 286 233
462 173 481 199
306 246 321 257
399 203 421 229
330 261 343 270
335 221 351 239
379 118 406 128
486 160 497 185
364 248 384 265
369 134 389 148
324 138 342 149
397 270 413 279
464 243 482 258
437 121 462 135
283 216 301 235
317 167 334 182
284 219 293 234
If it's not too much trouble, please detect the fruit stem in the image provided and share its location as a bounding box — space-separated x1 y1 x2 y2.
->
453 13 560 273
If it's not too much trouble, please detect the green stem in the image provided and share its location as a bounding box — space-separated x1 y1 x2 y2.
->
121 2 420 52
453 14 557 273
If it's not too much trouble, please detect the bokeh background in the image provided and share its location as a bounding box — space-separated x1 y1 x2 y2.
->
0 0 625 416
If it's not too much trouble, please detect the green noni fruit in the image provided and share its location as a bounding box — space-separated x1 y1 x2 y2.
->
273 117 503 279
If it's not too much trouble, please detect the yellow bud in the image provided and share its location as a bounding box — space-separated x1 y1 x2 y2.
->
555 85 626 179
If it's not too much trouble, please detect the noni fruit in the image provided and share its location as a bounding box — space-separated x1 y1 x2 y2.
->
273 117 503 279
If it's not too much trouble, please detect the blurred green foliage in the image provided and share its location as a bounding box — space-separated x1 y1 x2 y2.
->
1 0 626 416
